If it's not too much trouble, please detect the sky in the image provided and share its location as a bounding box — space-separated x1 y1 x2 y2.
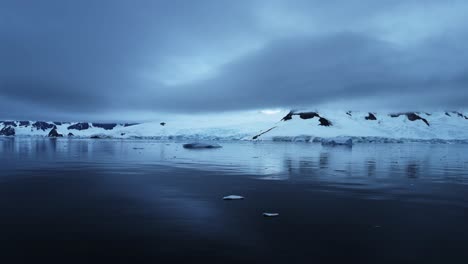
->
1 0 468 121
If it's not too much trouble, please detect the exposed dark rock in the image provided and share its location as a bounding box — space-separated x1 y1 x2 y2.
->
32 121 55 131
53 122 62 125
452 111 468 119
0 126 15 136
318 117 332 126
183 143 222 149
124 123 138 127
445 112 451 117
346 111 352 116
121 133 126 136
252 126 277 140
281 110 332 126
390 113 429 126
406 113 430 126
298 112 320 120
68 133 74 137
1 121 17 127
19 121 30 127
92 123 117 130
281 111 294 121
68 123 90 130
48 128 63 137
160 122 166 126
365 113 377 120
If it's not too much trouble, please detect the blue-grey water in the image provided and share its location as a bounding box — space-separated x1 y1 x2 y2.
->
1 137 468 263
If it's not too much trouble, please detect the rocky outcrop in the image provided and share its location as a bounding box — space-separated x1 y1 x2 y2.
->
281 111 332 126
32 121 55 131
92 123 117 130
19 121 30 127
390 113 430 126
1 121 17 127
160 122 166 126
298 112 320 119
124 123 138 127
48 128 63 137
68 132 74 137
0 126 15 136
68 123 89 130
451 111 468 119
346 111 352 116
281 111 294 121
318 117 332 126
365 113 377 120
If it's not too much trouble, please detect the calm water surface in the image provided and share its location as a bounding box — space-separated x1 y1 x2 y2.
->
1 138 467 263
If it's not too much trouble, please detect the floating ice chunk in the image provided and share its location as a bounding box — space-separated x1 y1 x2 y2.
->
183 143 222 149
223 195 244 200
263 213 279 217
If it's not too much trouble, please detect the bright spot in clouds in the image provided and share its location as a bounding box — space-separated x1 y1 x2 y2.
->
261 109 283 115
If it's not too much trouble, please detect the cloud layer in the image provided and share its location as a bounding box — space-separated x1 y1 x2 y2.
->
1 0 468 121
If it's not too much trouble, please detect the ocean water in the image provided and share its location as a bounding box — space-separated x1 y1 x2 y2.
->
1 137 468 263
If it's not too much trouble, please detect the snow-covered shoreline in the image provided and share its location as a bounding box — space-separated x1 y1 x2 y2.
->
1 110 468 143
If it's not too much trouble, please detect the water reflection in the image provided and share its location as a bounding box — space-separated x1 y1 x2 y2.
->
1 138 467 186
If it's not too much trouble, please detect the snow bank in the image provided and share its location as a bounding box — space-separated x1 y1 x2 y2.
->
1 110 468 143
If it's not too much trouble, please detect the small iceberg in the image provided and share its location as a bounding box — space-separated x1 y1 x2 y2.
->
223 195 244 200
183 143 222 149
321 137 353 146
263 213 279 217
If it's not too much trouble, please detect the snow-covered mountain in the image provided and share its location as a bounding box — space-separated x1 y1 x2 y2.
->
1 110 468 143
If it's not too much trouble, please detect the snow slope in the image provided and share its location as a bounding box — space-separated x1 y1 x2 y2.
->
1 110 468 142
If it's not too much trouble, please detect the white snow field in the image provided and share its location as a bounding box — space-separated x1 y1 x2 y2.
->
1 110 468 143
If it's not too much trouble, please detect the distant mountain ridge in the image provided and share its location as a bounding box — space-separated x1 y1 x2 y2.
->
1 110 468 143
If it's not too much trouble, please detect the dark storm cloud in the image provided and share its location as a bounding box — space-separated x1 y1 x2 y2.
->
1 0 467 121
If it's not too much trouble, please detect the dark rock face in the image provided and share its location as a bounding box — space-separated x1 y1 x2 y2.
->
1 121 17 127
68 123 89 130
318 117 332 126
451 111 468 119
281 110 332 126
68 133 74 137
48 128 63 137
365 113 377 120
53 122 62 125
160 122 166 126
390 113 430 126
0 126 15 136
92 123 117 130
124 123 138 127
281 112 294 121
19 121 30 127
346 111 352 116
445 112 451 117
406 113 430 126
298 112 320 120
33 121 55 131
